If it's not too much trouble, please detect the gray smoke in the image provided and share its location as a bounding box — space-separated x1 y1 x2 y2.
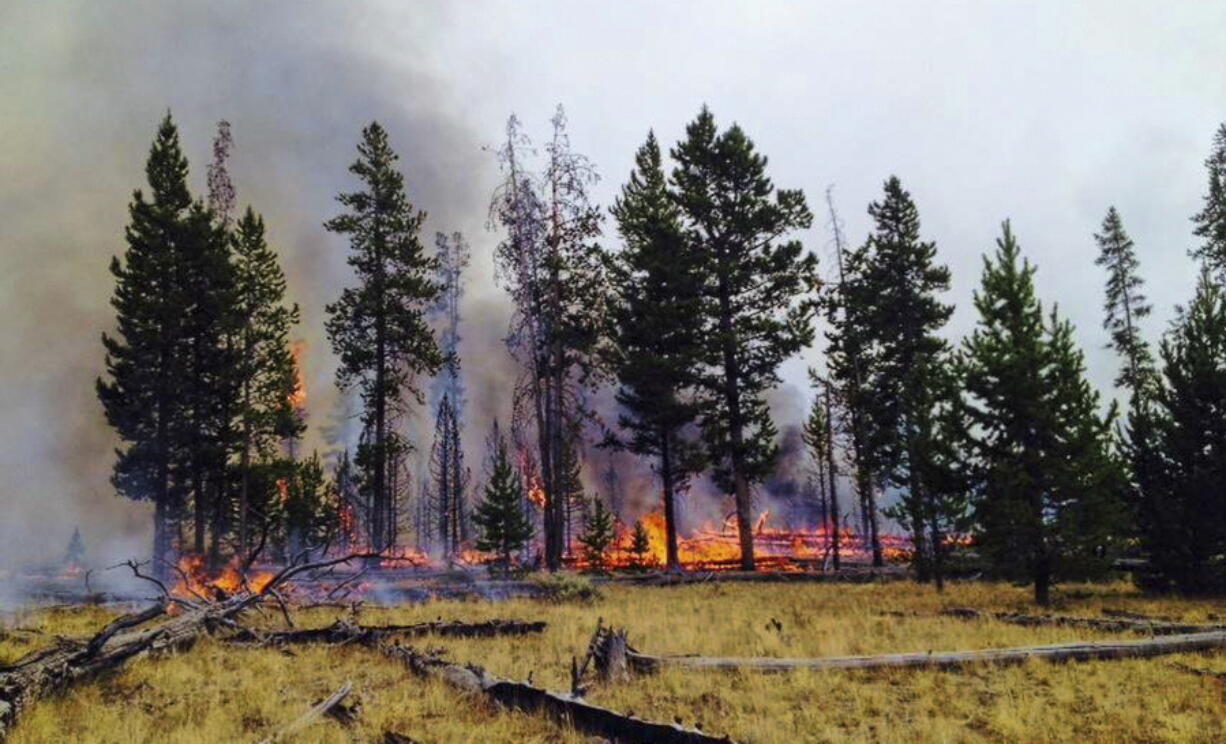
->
0 1 502 568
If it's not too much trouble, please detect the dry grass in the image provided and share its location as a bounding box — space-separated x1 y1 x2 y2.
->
6 579 1226 743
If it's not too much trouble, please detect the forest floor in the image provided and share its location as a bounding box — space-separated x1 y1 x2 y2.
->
4 578 1226 743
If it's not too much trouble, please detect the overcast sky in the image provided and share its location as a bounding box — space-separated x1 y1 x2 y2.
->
1 1 1224 565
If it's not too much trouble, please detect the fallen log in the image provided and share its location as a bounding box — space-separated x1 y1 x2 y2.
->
0 596 256 739
257 681 353 744
942 607 1226 636
226 618 547 647
610 629 1226 674
381 643 736 743
1168 661 1226 682
0 550 384 741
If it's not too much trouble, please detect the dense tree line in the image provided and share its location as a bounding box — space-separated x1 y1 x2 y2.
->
98 115 332 578
99 109 1226 601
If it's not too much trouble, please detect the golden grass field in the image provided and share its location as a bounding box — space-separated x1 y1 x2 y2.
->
5 579 1226 743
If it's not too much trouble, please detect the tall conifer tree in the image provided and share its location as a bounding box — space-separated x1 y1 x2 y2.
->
98 113 210 577
671 107 818 570
1095 207 1154 394
605 131 705 572
1191 124 1226 278
491 108 605 570
1141 271 1226 592
962 222 1122 604
325 122 443 555
231 207 301 558
844 177 955 581
822 188 884 565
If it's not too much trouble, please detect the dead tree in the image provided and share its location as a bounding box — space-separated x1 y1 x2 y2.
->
491 108 604 571
428 394 468 559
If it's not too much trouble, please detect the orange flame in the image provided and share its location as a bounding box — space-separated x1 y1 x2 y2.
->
288 339 307 410
170 554 275 601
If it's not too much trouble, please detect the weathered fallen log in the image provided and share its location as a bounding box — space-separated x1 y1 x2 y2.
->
0 596 257 740
611 629 1226 674
258 681 353 744
943 607 1226 636
225 618 547 647
381 643 736 743
0 550 385 741
1168 661 1226 682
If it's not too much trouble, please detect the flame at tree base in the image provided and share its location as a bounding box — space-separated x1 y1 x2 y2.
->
171 554 275 604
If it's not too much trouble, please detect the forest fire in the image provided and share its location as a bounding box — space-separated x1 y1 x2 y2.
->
288 339 308 410
170 554 274 605
588 510 917 572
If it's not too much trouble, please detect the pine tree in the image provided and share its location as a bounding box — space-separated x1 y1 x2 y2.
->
848 177 956 582
98 113 209 578
962 222 1123 604
429 393 468 559
429 231 470 414
473 422 534 577
559 433 587 556
1191 124 1226 278
282 452 335 556
1142 270 1226 593
605 131 705 572
578 497 616 573
1095 207 1154 394
802 371 840 569
628 519 652 570
325 122 444 555
1094 206 1159 565
63 527 86 568
231 207 301 559
822 188 884 565
671 106 818 570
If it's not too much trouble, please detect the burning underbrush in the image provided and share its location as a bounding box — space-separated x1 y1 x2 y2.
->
581 509 919 572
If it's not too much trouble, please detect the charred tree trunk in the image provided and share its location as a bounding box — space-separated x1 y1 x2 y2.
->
192 469 207 556
711 240 756 572
660 429 681 572
823 384 841 570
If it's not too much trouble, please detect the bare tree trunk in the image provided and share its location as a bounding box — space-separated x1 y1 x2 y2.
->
823 384 840 570
930 518 945 592
715 265 755 571
908 461 930 583
153 498 170 580
1035 554 1052 607
192 469 206 556
660 429 680 572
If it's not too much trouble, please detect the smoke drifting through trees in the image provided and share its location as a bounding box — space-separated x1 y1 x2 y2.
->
8 2 1226 604
490 108 606 571
0 2 488 570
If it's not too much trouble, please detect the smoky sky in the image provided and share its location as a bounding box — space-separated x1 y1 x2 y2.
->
2 1 1225 565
